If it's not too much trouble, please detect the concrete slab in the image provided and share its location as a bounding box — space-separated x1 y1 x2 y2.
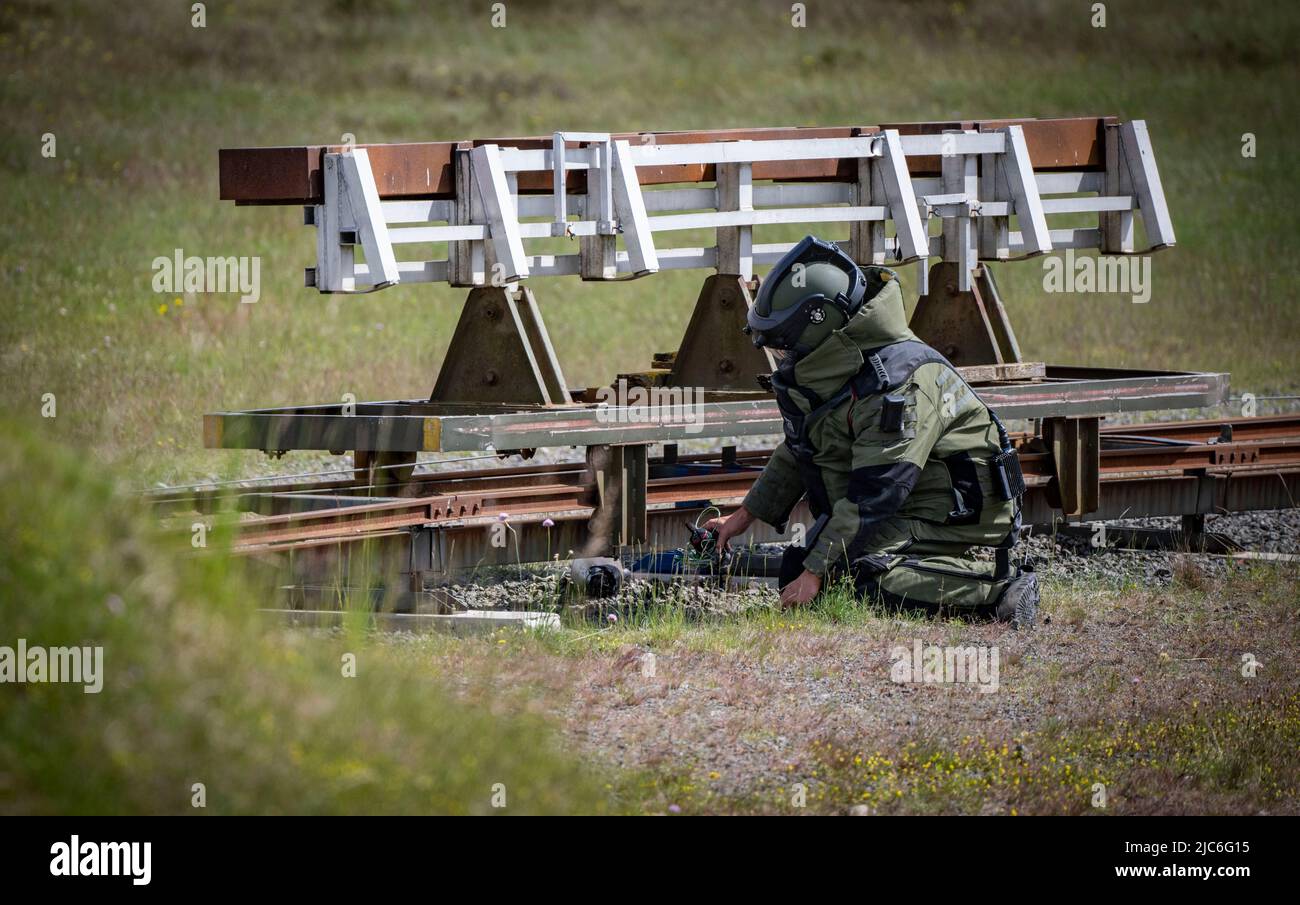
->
261 608 561 635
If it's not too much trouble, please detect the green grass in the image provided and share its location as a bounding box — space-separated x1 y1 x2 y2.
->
745 698 1300 815
386 562 1300 815
0 418 613 814
3 413 1296 814
2 0 1299 816
1 0 1297 483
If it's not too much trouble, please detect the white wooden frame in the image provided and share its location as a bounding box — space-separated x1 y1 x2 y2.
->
312 121 1174 291
311 149 400 292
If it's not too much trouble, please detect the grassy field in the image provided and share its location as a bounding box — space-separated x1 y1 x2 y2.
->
472 557 1300 815
1 0 1298 483
0 420 620 814
2 0 1299 815
4 418 1296 814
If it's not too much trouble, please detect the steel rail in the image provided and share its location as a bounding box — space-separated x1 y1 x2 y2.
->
170 415 1300 556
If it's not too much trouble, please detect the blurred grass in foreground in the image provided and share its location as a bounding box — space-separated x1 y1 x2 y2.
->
2 419 1296 814
0 419 610 814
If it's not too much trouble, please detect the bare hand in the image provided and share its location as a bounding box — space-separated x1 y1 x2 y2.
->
779 569 822 609
703 506 755 550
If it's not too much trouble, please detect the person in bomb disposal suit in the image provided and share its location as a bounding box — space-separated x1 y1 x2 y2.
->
705 236 1039 626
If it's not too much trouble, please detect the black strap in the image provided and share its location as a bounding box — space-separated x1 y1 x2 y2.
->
988 408 1012 451
867 352 889 388
850 339 955 399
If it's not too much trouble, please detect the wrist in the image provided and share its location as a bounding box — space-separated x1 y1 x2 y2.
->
800 547 828 577
730 506 756 529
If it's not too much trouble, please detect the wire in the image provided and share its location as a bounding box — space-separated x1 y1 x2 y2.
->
695 506 722 529
682 506 726 569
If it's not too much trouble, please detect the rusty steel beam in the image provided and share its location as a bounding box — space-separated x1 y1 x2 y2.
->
1098 415 1300 444
219 117 1111 205
229 465 1300 584
200 415 1300 566
230 481 593 551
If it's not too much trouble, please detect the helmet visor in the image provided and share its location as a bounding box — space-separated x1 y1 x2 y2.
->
746 236 866 350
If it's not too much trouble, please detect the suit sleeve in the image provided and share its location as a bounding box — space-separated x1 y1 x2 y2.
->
800 380 944 576
741 441 804 529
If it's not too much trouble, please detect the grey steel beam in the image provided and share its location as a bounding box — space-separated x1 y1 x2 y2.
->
206 369 1230 454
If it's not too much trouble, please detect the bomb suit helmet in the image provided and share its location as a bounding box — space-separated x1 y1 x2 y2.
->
745 236 869 357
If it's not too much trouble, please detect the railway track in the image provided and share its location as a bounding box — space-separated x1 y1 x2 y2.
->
156 415 1300 586
183 114 1290 596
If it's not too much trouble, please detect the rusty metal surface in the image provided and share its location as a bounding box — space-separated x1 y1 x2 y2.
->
231 481 590 552
1098 415 1300 444
220 117 1112 204
219 142 458 205
976 116 1109 172
1020 470 1300 526
910 262 1018 366
192 415 1300 578
231 465 1300 581
668 275 776 390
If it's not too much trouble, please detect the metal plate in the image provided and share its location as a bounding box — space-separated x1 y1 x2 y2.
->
206 367 1230 453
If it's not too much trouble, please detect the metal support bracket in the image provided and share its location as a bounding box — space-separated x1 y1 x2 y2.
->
997 124 1052 258
1100 123 1135 254
940 130 979 290
876 129 929 264
586 443 649 550
314 149 401 292
579 134 618 279
1043 416 1101 517
910 262 1023 366
611 139 658 276
717 150 754 278
669 274 776 389
429 285 569 406
1120 119 1176 250
470 143 530 283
